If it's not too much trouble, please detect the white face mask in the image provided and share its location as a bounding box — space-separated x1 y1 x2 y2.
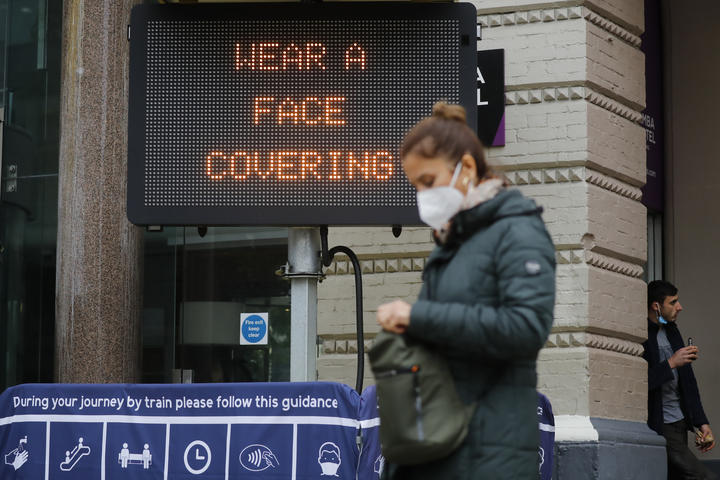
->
416 162 464 231
320 462 340 476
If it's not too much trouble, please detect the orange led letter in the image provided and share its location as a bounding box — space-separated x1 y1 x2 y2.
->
328 151 342 180
345 43 366 70
206 151 228 180
325 97 346 126
229 151 252 180
252 151 274 179
300 151 322 179
276 151 298 179
282 44 304 70
374 151 394 180
235 43 256 70
300 97 323 125
347 151 371 179
278 98 300 125
253 97 274 124
305 43 327 70
258 43 280 70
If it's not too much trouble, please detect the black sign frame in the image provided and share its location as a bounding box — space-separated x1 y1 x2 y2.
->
477 49 505 147
128 3 477 226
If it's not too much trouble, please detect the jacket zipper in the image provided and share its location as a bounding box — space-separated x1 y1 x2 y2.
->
413 367 424 441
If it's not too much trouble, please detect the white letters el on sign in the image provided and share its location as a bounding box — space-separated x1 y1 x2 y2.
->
477 67 488 106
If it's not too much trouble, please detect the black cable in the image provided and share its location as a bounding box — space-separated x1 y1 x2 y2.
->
320 226 364 394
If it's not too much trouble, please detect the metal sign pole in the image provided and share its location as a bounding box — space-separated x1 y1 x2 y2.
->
288 227 321 382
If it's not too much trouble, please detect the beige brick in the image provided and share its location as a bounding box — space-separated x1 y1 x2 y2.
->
587 267 646 340
554 263 590 330
479 19 587 88
325 226 433 256
491 101 589 170
318 271 423 336
587 184 646 263
585 0 644 33
472 0 643 35
538 345 646 422
479 14 644 111
317 354 374 390
514 182 589 246
586 22 645 108
587 103 646 185
538 347 591 416
588 349 647 422
493 100 645 190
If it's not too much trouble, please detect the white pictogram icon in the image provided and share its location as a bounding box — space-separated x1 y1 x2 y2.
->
60 437 91 471
373 455 385 477
4 436 28 471
184 440 211 475
239 444 279 472
118 443 151 469
318 442 341 477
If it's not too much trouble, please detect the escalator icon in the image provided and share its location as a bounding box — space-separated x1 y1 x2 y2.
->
60 438 91 472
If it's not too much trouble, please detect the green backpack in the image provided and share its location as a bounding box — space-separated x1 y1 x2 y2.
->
368 330 476 465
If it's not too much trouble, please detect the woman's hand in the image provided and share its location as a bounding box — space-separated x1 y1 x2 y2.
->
376 300 412 333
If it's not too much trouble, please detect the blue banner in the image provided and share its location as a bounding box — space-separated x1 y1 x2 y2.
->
537 392 555 480
357 386 382 480
0 382 380 480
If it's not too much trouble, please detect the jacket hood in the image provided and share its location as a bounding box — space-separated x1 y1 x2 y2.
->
443 188 542 245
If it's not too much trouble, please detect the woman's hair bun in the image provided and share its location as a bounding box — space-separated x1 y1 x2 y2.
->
431 101 467 124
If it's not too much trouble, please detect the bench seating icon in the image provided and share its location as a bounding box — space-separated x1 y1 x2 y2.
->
118 443 151 469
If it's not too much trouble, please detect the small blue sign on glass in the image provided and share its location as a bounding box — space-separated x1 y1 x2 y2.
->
240 313 268 345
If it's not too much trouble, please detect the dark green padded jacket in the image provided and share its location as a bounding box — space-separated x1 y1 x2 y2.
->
385 188 556 480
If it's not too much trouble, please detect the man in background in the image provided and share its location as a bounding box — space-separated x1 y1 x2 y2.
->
644 280 716 479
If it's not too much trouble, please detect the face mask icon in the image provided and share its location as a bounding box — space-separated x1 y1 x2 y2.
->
318 442 341 477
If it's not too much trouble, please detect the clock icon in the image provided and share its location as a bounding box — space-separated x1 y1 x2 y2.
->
183 440 212 475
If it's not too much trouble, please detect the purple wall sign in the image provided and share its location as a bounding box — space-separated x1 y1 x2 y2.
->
641 0 665 212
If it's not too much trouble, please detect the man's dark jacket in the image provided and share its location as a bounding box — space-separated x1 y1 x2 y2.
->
642 319 709 435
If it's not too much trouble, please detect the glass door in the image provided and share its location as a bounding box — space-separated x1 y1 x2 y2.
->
141 227 291 383
0 0 62 390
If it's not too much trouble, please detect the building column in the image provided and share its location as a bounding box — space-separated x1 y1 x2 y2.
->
476 0 665 477
55 0 143 383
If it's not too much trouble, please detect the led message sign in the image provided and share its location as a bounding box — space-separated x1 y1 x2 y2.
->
128 3 477 226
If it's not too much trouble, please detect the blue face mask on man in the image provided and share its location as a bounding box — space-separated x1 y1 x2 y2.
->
655 306 667 325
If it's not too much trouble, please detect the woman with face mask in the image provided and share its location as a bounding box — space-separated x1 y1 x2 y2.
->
376 102 556 479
